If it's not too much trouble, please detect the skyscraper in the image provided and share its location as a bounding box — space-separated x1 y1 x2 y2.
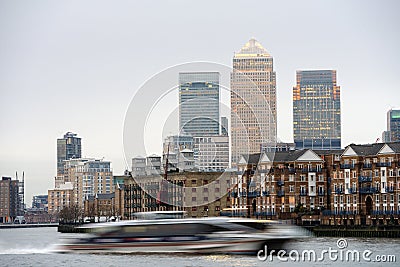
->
221 116 228 136
230 38 277 165
179 72 220 136
383 108 400 142
57 132 82 175
293 70 341 150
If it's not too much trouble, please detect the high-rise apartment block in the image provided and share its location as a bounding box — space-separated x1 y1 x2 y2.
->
231 38 277 166
49 158 113 213
57 132 81 175
293 70 341 150
0 177 23 223
179 72 220 136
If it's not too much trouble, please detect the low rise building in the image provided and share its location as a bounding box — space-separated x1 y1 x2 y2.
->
123 171 232 219
48 182 74 214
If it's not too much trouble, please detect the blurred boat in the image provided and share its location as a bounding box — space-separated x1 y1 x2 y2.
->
57 211 307 254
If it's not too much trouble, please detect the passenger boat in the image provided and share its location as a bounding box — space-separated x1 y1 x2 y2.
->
57 211 307 254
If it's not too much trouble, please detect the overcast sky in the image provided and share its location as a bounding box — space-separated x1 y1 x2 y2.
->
1 0 399 205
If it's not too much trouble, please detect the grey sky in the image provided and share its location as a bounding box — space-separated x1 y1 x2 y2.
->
1 0 399 205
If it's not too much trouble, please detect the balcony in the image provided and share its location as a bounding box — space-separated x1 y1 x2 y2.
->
358 176 372 183
230 192 238 198
335 188 344 194
288 168 296 174
248 191 260 198
376 162 392 167
300 190 307 196
359 187 379 194
385 187 395 193
277 190 285 197
277 180 284 186
340 164 355 169
349 188 357 194
239 192 247 197
363 163 372 169
262 191 270 196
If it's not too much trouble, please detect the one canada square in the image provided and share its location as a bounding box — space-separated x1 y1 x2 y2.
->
231 38 277 165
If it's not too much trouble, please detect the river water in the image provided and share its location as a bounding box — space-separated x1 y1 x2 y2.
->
0 227 399 266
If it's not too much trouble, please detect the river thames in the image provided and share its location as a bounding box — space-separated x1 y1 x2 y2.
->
0 227 399 266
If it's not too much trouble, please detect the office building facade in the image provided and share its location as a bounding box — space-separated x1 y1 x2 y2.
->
231 38 277 166
179 72 220 136
193 135 229 172
293 70 341 150
383 109 400 142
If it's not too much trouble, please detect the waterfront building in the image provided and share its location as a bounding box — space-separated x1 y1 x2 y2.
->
231 38 277 166
0 177 22 223
84 192 116 220
123 171 232 219
382 108 400 142
57 132 81 175
48 182 74 214
324 142 400 226
179 72 220 136
32 195 48 211
49 158 113 211
293 70 341 150
193 135 229 172
231 150 325 219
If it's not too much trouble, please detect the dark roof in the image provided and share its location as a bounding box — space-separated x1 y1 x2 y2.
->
344 142 400 156
96 192 115 200
388 142 400 153
243 149 319 164
348 143 384 156
271 150 308 162
313 149 344 155
246 153 263 164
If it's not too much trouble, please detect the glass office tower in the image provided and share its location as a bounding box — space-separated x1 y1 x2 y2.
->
385 109 400 142
293 70 341 150
179 72 220 136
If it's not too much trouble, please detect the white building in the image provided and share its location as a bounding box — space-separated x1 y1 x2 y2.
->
194 135 229 172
